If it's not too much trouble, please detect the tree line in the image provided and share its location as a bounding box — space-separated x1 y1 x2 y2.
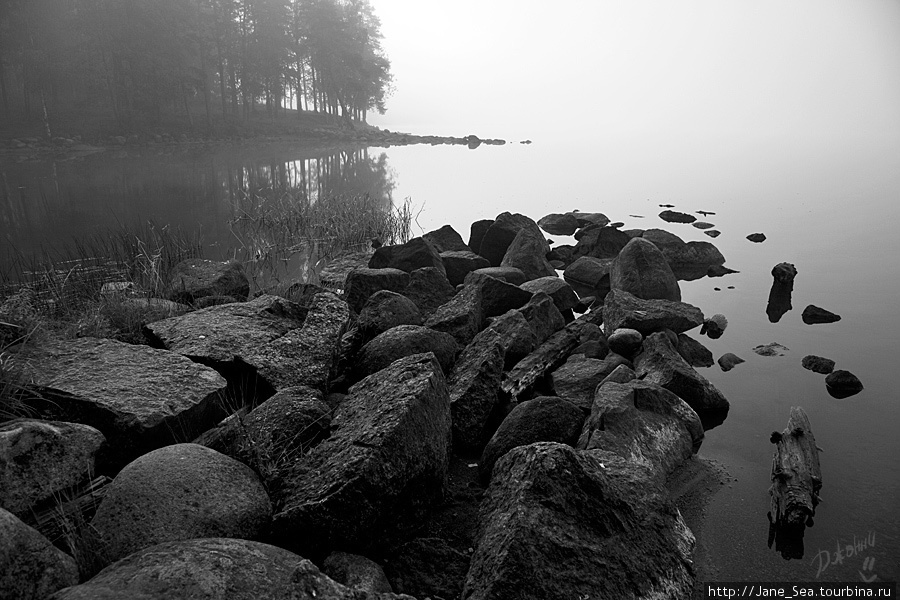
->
0 0 392 134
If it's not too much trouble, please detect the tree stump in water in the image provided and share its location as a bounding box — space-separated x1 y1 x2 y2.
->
767 406 822 559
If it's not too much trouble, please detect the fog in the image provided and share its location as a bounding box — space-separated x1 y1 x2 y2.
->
369 0 900 145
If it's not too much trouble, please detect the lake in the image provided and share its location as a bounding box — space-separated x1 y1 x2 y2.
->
1 130 899 583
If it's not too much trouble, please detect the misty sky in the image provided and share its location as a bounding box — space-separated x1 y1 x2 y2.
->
368 0 900 143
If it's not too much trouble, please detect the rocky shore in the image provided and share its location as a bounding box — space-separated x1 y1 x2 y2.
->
1 211 739 599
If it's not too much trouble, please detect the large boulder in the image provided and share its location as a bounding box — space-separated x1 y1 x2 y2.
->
801 305 841 325
478 212 543 267
517 291 566 345
90 444 271 566
479 310 537 368
369 237 447 279
562 256 614 298
168 258 249 304
11 337 227 471
0 419 105 516
49 538 414 600
602 288 704 336
641 229 726 280
356 325 459 379
676 333 714 368
272 353 452 554
479 397 584 484
1 507 79 600
440 250 490 287
610 237 681 301
634 332 730 426
449 330 506 454
194 386 331 480
424 283 484 346
577 380 703 481
499 227 555 281
549 353 632 413
147 293 348 392
572 224 630 259
537 213 579 236
468 219 494 255
462 443 695 600
358 290 423 343
463 270 533 319
519 276 579 315
401 267 457 319
345 268 410 314
423 224 469 253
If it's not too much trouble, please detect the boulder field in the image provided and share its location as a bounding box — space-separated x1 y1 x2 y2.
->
2 210 739 600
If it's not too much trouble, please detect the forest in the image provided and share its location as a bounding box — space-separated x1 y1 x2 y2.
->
0 0 392 135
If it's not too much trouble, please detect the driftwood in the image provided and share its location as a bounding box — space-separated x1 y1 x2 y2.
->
501 309 605 401
767 406 822 558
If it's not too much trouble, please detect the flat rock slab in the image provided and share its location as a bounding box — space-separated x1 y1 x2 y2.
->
13 337 227 470
146 293 348 392
603 288 704 336
90 443 272 566
0 419 105 516
272 353 452 554
49 537 415 600
463 443 695 600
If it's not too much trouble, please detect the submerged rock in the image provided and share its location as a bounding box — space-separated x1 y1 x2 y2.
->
701 313 728 339
704 229 721 238
747 233 767 243
659 210 696 224
801 305 841 325
753 342 789 357
801 355 835 375
717 353 745 372
825 370 864 398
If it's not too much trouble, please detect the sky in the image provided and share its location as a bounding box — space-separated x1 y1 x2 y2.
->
367 0 900 144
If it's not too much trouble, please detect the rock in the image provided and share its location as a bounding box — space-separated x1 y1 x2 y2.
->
562 255 614 298
49 537 413 600
676 333 714 368
11 337 227 471
747 233 767 243
357 324 459 379
641 229 726 278
272 353 451 554
572 225 631 259
498 227 555 282
635 332 730 424
440 250 490 286
700 313 728 339
345 268 410 314
479 397 584 484
324 551 394 594
825 370 864 398
606 328 643 359
90 444 272 566
717 353 745 372
468 219 494 255
704 229 721 238
801 355 835 375
369 236 447 279
772 262 798 284
603 288 704 336
385 537 470 600
537 213 579 236
168 258 249 304
424 283 484 346
423 224 469 253
1 507 79 600
463 443 695 600
358 291 423 342
469 265 527 285
658 210 696 223
577 380 704 479
194 386 331 479
517 291 566 345
692 221 715 229
478 212 543 267
802 305 841 325
519 276 579 314
0 420 105 516
401 267 456 319
598 363 637 387
549 353 632 413
480 310 537 368
753 342 789 357
449 330 506 453
568 211 611 228
610 237 681 301
464 270 533 318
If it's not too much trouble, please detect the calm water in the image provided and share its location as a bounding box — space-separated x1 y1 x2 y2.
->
1 132 899 582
